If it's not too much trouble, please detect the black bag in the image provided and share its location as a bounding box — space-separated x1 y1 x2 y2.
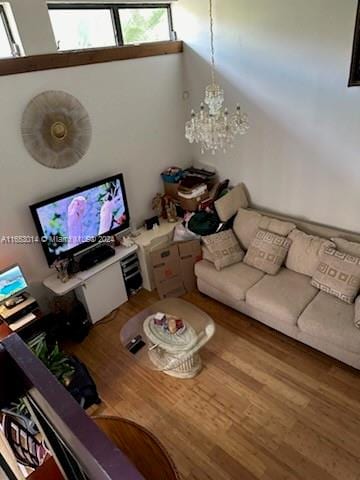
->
66 356 101 409
188 211 220 236
48 300 90 343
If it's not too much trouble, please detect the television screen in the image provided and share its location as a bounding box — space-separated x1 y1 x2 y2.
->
0 265 28 302
30 174 130 266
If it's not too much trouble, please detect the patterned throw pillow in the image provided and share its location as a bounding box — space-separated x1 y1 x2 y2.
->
233 208 295 250
286 229 335 277
202 230 245 271
311 247 360 304
244 229 292 275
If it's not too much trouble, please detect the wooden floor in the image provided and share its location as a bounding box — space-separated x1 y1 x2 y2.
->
69 289 360 480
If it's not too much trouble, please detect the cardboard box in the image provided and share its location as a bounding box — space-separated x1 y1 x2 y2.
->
150 239 202 299
151 244 180 285
178 239 202 292
178 191 208 212
163 181 180 201
157 276 187 299
150 243 184 299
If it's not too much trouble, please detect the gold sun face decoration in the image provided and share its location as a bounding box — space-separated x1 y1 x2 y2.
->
21 90 92 169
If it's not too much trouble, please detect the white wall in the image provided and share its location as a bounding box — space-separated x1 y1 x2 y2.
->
174 0 360 232
0 53 188 303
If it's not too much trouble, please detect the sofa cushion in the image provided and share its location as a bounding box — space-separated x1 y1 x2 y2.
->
298 292 360 354
286 229 335 277
233 208 295 250
202 230 244 271
244 230 291 275
331 237 360 257
214 183 249 222
259 216 296 237
194 259 264 302
246 268 318 325
311 247 360 304
233 209 262 249
355 295 360 329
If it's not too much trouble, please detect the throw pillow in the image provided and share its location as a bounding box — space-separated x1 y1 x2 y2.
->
202 245 214 263
286 229 335 277
233 208 296 250
243 229 292 275
202 230 245 271
214 183 249 222
311 247 360 304
331 237 360 258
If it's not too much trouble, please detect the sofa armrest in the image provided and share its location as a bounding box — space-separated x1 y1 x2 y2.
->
355 295 360 328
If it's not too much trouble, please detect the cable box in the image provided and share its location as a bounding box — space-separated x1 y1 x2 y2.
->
0 295 38 324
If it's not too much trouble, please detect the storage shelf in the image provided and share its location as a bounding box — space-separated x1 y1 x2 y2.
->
43 244 138 296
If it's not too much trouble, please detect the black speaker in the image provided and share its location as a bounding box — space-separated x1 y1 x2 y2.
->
64 302 90 342
47 300 90 343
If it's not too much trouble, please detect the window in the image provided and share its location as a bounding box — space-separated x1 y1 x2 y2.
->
119 7 171 44
48 4 173 52
49 8 117 51
0 6 15 58
349 1 360 86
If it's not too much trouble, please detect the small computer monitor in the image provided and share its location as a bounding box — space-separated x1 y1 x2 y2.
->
0 265 28 303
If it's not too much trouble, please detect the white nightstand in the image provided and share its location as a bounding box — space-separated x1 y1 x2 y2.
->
133 219 181 291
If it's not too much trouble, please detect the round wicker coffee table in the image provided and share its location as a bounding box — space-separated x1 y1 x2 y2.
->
120 298 215 379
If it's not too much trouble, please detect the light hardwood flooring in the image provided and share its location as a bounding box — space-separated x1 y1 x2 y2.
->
68 289 360 480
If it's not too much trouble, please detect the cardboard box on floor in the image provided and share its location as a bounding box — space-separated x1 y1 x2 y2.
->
150 239 202 299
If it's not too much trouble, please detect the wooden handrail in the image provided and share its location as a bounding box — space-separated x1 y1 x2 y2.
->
0 333 144 479
0 320 11 341
28 457 64 480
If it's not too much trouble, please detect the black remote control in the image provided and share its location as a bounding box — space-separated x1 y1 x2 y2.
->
126 335 145 354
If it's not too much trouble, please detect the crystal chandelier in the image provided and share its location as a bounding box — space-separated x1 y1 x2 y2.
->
185 0 249 155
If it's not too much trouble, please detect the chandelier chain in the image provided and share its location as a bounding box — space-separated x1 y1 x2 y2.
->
185 0 249 154
209 0 216 85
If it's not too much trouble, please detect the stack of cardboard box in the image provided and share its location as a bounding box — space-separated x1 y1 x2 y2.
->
150 239 202 299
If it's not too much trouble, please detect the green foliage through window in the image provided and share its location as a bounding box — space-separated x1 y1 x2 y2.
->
121 8 169 44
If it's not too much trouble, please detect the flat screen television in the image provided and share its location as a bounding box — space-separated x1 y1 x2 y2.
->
30 174 130 266
0 265 28 303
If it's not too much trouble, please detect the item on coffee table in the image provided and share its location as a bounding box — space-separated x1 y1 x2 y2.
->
154 312 166 325
151 313 185 334
168 317 178 334
166 315 185 334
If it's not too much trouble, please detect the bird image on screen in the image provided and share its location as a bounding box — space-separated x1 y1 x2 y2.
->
30 174 130 265
0 266 28 302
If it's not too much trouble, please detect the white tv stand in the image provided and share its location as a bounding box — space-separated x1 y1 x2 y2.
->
43 244 138 324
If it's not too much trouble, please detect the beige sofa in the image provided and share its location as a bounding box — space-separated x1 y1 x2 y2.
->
195 186 360 369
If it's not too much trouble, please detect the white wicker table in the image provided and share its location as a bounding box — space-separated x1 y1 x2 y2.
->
120 298 215 379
